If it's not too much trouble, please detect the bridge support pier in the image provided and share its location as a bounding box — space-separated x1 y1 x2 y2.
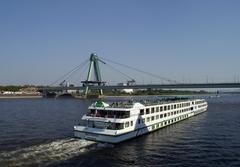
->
82 53 106 97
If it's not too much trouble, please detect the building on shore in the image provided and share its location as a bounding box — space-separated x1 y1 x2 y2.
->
1 87 41 96
117 83 134 94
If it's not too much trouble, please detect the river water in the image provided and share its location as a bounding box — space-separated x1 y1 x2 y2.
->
0 95 240 167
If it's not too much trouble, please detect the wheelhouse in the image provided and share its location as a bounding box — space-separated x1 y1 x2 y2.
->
87 109 130 118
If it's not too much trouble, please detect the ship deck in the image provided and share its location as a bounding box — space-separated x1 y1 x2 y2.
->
90 97 192 109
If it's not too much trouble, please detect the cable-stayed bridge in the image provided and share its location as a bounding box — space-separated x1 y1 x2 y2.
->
39 53 240 97
41 83 240 91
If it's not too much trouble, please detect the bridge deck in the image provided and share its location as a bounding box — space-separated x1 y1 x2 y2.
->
39 83 240 92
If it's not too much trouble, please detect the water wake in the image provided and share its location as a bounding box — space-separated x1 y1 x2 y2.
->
0 138 96 167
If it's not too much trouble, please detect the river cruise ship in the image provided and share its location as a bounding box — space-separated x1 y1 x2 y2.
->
74 98 208 143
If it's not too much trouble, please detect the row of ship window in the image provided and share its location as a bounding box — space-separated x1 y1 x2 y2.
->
198 104 207 108
151 115 189 130
124 114 189 129
141 108 192 124
195 100 205 105
85 112 190 130
140 102 192 115
124 108 192 128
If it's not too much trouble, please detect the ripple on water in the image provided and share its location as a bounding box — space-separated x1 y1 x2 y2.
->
1 96 240 167
0 138 96 167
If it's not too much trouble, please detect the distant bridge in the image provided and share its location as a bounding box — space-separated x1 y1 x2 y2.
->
39 53 240 97
39 83 240 92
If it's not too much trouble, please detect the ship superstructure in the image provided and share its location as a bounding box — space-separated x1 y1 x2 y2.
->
74 98 208 143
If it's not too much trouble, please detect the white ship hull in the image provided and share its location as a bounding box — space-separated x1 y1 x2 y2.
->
74 106 207 143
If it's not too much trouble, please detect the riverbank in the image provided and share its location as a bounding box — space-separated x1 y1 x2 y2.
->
73 93 215 99
0 93 214 99
0 95 42 99
103 94 213 98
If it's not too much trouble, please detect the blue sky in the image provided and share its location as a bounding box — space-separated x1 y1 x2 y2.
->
0 0 240 85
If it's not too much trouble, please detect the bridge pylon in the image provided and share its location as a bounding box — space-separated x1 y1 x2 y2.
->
81 53 106 96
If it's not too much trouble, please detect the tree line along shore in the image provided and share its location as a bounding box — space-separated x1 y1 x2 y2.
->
0 85 210 98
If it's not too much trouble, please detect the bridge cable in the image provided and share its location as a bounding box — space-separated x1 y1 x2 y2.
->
100 57 178 84
73 62 90 85
49 59 89 86
103 63 135 81
63 62 88 83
